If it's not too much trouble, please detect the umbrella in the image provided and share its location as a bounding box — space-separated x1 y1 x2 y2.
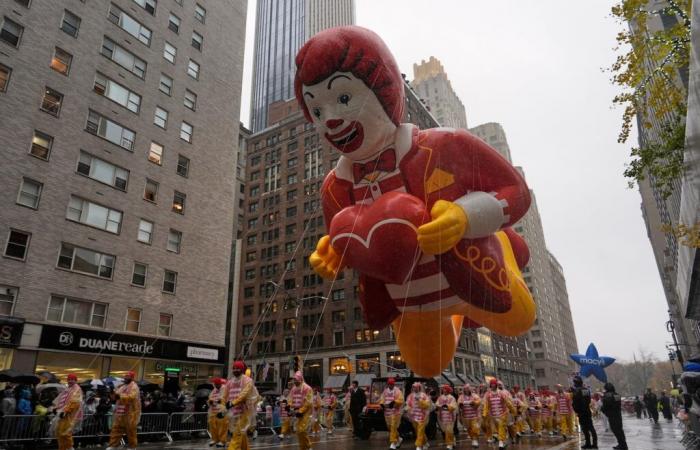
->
36 371 59 383
36 383 66 394
102 376 123 388
137 380 159 392
196 383 214 391
195 388 212 398
0 369 39 384
262 390 279 396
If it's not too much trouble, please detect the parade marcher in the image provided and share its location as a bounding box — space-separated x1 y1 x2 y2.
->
483 379 514 449
643 388 659 423
572 376 597 449
379 378 404 449
601 383 627 450
207 377 227 448
224 361 254 450
527 391 542 437
278 389 291 440
540 389 555 436
311 387 322 435
322 388 337 434
51 374 83 450
349 380 366 439
436 385 457 450
659 391 672 421
510 385 527 438
458 385 481 448
478 384 492 440
406 382 430 450
289 371 313 450
554 384 574 440
107 371 141 450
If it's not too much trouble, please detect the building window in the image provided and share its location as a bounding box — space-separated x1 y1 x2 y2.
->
534 352 545 359
331 289 345 301
60 10 81 37
86 110 135 151
4 230 30 260
47 295 107 328
535 368 546 378
158 313 172 336
14 0 31 8
167 229 182 253
125 308 141 332
168 13 180 33
147 141 163 165
172 191 185 214
94 73 141 113
187 59 200 79
184 89 197 110
331 310 346 322
77 151 129 190
0 17 23 47
108 4 151 46
57 242 115 279
101 37 146 79
180 121 193 142
17 178 42 209
66 196 122 234
0 64 9 92
144 179 158 202
191 31 203 51
0 286 17 316
194 3 206 23
132 0 156 15
132 262 147 287
40 87 63 116
159 73 172 95
50 47 72 75
176 155 189 177
163 42 176 63
154 107 168 129
137 219 153 244
163 269 177 293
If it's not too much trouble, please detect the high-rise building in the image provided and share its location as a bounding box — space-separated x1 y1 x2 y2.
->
412 56 468 129
0 0 246 385
249 0 355 132
470 122 578 388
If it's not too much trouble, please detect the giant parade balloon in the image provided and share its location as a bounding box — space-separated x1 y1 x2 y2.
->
570 343 615 383
296 25 536 377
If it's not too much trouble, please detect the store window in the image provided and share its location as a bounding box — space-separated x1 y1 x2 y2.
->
303 359 322 388
329 357 350 375
386 351 406 370
36 352 102 382
109 357 142 379
356 353 380 376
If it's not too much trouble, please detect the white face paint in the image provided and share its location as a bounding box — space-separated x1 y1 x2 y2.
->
302 72 397 162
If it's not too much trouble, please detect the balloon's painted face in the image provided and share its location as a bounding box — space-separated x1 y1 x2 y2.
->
303 72 397 161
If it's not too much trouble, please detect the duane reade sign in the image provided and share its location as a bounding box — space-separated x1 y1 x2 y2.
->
187 346 219 360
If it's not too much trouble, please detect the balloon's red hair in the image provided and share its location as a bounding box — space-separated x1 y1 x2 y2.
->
294 25 404 125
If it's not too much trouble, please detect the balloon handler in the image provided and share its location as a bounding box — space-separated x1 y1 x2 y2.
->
296 25 536 377
289 371 314 450
107 371 141 450
207 377 228 448
224 361 254 450
51 373 83 450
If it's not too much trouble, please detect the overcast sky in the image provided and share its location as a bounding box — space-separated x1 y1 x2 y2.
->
239 0 674 362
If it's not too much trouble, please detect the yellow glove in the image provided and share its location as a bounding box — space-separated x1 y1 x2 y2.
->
309 235 344 279
417 200 468 255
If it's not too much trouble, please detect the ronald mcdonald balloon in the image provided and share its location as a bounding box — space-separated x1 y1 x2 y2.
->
297 26 536 377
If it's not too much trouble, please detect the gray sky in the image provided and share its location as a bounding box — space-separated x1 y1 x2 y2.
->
239 0 673 362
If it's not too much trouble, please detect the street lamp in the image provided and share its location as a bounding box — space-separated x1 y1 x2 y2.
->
666 318 685 366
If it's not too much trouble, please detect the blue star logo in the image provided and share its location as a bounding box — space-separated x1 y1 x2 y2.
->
570 343 615 383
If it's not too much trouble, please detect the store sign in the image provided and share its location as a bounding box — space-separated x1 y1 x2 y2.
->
0 317 24 347
39 324 225 363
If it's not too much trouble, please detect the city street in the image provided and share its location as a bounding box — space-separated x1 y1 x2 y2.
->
139 415 685 450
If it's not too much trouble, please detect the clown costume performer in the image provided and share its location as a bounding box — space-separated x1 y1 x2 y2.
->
107 371 141 450
52 373 83 450
436 385 458 450
458 385 481 448
555 384 574 440
224 361 254 450
406 382 431 450
207 377 228 448
289 371 314 450
379 377 404 449
322 388 337 434
482 379 514 449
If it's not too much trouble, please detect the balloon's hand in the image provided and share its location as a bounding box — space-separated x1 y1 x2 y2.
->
309 235 344 279
417 200 468 255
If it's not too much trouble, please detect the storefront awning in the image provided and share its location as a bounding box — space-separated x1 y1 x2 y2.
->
353 373 375 388
324 374 348 390
442 371 463 386
467 375 482 385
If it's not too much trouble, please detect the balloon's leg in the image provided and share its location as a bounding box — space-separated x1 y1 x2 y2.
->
392 311 462 377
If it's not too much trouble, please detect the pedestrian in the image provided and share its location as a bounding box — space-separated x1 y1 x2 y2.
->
554 384 574 440
322 387 337 434
207 377 227 448
643 388 659 423
572 376 597 449
406 382 430 450
349 380 366 439
0 387 15 416
289 371 313 450
107 371 141 450
659 391 672 420
458 384 481 448
379 378 404 449
436 384 457 450
601 382 627 450
51 373 83 450
633 396 643 419
482 379 513 449
224 361 255 450
343 386 353 432
278 389 291 440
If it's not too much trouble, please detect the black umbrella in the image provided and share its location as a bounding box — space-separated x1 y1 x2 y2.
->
36 370 59 383
262 390 279 396
196 383 214 391
0 369 39 384
195 388 212 398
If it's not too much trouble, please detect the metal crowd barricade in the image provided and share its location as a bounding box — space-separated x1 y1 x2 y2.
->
0 414 51 443
167 411 209 439
255 410 276 436
137 412 171 442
